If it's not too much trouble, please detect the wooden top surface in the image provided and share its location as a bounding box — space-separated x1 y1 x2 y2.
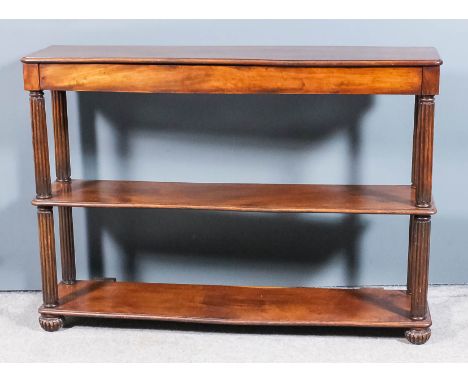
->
22 45 442 67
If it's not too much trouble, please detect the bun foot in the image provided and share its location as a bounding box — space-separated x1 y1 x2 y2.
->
405 328 431 345
39 315 64 332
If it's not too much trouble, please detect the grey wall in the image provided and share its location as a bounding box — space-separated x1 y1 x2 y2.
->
0 20 467 290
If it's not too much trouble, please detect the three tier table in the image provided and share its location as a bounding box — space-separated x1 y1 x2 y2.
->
22 46 442 344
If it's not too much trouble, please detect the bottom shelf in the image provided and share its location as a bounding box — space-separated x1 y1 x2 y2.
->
40 281 431 328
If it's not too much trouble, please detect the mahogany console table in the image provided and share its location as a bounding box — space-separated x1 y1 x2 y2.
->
22 46 441 344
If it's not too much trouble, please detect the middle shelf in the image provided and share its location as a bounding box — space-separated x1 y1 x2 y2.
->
32 179 436 215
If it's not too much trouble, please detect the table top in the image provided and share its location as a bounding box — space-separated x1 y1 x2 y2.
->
22 46 442 67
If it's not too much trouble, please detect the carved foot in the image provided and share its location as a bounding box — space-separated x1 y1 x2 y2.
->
405 328 431 345
39 315 64 332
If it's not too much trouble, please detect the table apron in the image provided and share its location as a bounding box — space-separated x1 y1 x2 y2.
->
32 63 429 95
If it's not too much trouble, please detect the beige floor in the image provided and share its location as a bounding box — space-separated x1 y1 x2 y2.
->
0 285 467 362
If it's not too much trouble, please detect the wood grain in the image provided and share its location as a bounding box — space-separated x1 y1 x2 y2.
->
32 180 437 215
39 64 423 95
23 64 40 90
21 45 442 67
421 66 440 95
40 280 432 328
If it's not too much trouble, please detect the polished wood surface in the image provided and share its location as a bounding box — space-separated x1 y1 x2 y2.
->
22 46 442 67
38 64 424 95
422 66 440 95
23 64 40 90
32 180 436 215
22 46 442 95
40 280 431 328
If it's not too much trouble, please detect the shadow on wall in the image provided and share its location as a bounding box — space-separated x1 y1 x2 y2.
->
78 93 373 287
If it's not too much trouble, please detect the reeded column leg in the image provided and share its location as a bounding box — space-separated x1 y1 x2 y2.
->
52 91 76 284
30 91 63 331
30 91 51 198
406 94 435 344
58 206 76 284
405 215 431 344
413 96 435 207
409 215 431 319
406 215 414 294
407 95 421 295
37 207 58 307
37 207 63 331
411 95 420 187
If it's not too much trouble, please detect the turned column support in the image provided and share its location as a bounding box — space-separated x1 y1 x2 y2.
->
52 91 76 284
406 215 415 294
411 96 420 186
37 206 58 307
52 90 71 182
30 91 52 199
408 215 431 320
413 95 435 207
58 206 76 284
